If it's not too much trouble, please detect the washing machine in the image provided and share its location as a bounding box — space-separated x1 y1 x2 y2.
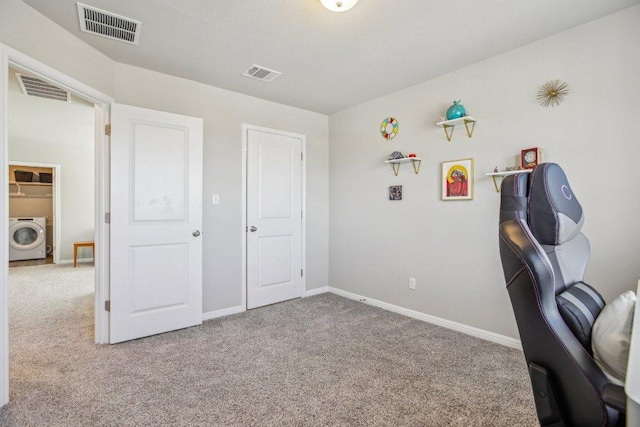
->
9 217 47 261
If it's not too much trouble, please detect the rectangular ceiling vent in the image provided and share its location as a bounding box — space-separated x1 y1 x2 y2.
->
77 2 141 45
242 65 282 83
16 73 70 102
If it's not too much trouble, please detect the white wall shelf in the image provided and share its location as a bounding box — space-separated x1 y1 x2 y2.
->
436 116 476 141
9 181 53 198
486 169 532 192
384 157 422 176
9 181 52 186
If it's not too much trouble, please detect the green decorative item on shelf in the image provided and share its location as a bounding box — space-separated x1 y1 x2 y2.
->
446 100 467 120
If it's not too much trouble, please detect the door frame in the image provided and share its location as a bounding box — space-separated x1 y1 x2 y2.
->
9 161 61 264
241 124 306 310
0 44 114 406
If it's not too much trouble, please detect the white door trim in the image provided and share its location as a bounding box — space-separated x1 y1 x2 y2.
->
241 124 306 310
0 44 8 408
0 43 114 407
9 161 61 264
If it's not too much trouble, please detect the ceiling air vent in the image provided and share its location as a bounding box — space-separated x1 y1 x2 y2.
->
16 73 70 102
242 65 282 83
77 2 141 45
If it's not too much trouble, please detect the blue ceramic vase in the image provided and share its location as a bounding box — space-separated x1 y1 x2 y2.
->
446 100 466 120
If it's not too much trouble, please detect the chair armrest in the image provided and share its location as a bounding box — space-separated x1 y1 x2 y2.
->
602 383 626 414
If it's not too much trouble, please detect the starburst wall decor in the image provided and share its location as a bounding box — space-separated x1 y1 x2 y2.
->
537 79 570 108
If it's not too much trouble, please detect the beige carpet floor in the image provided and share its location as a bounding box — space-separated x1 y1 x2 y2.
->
0 264 537 426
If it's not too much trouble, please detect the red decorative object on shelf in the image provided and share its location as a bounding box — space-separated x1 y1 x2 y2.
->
521 147 541 169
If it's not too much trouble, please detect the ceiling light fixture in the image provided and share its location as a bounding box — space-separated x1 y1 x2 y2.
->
320 0 359 12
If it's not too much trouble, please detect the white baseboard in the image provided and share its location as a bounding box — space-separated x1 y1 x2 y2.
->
200 287 521 350
203 286 331 321
57 258 93 265
202 305 245 321
328 287 522 350
303 286 329 297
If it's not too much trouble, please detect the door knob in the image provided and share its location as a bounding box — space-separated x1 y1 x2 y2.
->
192 230 201 237
250 226 257 232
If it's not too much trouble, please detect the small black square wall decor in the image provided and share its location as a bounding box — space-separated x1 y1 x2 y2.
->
389 185 402 201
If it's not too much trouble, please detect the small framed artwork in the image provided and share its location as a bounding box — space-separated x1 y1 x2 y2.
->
389 185 402 201
441 158 474 201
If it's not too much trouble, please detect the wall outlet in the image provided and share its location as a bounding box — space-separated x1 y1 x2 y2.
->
408 277 416 290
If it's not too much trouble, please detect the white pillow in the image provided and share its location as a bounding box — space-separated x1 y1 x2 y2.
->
591 291 636 385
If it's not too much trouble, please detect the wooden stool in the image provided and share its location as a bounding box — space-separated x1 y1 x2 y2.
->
74 241 95 267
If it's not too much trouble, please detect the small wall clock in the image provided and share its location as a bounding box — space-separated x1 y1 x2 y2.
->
380 117 399 140
521 147 541 169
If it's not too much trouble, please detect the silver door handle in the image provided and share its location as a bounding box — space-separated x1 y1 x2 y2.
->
250 226 257 232
192 230 201 237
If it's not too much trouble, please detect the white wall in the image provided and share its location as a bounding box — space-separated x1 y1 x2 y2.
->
8 70 95 261
328 5 640 339
113 63 329 313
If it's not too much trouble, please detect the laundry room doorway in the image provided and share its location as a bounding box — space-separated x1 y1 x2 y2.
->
5 63 98 401
7 63 98 271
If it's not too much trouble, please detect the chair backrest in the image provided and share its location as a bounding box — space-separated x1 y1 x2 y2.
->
498 163 620 426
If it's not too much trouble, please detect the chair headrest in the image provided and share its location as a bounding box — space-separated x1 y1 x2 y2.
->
499 172 530 223
528 163 584 245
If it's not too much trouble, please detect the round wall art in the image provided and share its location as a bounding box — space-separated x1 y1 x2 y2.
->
537 79 569 108
380 117 399 140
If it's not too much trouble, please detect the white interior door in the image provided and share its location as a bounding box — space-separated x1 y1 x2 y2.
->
247 128 303 309
110 103 203 343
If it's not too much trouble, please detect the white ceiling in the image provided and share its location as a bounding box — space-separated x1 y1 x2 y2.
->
23 0 640 115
